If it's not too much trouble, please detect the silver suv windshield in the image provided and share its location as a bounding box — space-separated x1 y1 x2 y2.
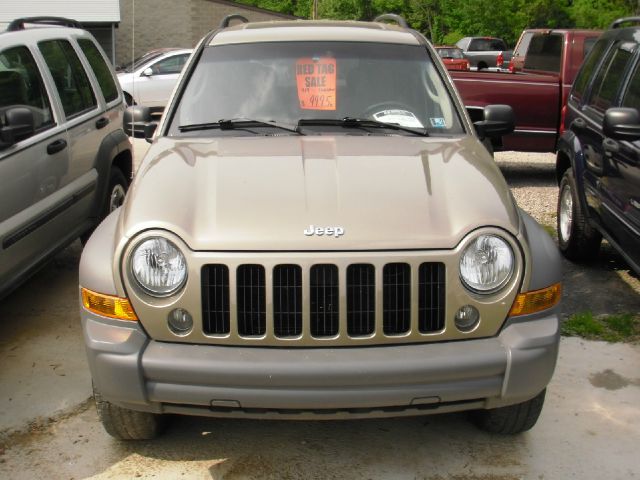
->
169 42 464 136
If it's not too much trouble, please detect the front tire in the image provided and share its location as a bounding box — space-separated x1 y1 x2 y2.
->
557 169 601 261
94 386 166 440
471 389 546 434
80 166 128 245
104 166 128 216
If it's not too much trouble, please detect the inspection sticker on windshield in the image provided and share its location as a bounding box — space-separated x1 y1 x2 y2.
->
373 110 424 128
430 117 447 128
296 57 336 110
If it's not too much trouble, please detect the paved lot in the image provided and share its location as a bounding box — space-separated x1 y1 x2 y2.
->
0 151 638 479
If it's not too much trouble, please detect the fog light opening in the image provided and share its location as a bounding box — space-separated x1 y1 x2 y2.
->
168 308 193 335
454 305 480 332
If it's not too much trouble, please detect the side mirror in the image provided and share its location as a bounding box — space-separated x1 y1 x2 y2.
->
123 105 154 138
603 107 640 141
474 104 515 138
0 107 35 149
142 67 153 77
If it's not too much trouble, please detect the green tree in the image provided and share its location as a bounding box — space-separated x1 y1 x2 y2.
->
234 0 640 46
569 0 639 29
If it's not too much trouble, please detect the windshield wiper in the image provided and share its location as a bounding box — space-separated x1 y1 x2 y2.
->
179 118 303 135
298 117 429 136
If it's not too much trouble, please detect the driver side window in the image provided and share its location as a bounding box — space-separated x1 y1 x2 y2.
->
0 46 55 136
151 54 189 75
621 63 640 109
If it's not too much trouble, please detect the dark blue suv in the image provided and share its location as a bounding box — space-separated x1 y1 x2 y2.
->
556 17 640 274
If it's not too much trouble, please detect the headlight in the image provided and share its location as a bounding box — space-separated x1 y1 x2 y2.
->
459 234 514 293
130 237 187 296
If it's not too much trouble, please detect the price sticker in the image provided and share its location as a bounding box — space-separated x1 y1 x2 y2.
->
295 57 337 111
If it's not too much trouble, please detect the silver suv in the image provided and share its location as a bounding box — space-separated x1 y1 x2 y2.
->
80 14 562 439
0 17 133 298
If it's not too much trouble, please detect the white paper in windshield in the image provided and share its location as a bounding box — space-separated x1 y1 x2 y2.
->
372 110 424 128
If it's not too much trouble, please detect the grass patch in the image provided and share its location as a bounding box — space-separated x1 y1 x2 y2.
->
561 311 640 343
542 223 556 239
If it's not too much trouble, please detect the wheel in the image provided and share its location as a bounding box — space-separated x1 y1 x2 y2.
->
470 389 546 434
94 385 167 440
81 166 128 244
557 169 601 261
104 166 128 215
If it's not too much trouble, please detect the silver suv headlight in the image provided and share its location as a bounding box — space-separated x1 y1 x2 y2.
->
130 237 187 296
459 234 514 293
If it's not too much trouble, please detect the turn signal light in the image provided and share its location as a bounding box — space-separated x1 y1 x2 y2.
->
81 288 138 321
509 283 562 317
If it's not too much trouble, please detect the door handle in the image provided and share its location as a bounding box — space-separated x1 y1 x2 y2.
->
95 117 109 129
46 139 67 155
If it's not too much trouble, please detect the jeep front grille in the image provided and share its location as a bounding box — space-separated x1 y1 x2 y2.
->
419 262 446 332
202 262 445 341
236 264 266 336
201 264 230 335
273 264 302 337
310 264 339 337
383 263 411 335
346 264 375 336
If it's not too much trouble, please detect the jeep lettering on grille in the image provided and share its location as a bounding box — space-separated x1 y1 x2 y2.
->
303 225 345 237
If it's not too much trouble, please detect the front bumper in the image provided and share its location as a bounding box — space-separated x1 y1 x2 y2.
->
83 311 559 420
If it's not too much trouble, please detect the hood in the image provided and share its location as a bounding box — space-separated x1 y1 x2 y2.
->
119 135 520 251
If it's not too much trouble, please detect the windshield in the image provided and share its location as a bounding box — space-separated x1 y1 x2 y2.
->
468 38 507 51
168 42 464 136
437 48 464 59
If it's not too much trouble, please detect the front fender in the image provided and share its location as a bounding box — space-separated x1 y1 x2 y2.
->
89 129 132 220
556 130 590 215
520 209 562 291
80 209 121 296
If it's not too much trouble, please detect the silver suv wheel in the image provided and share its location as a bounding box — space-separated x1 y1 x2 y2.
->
109 183 126 213
558 182 573 242
556 169 601 260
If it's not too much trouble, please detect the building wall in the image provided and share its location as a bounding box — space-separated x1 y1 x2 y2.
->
115 0 294 66
189 1 292 46
116 0 192 67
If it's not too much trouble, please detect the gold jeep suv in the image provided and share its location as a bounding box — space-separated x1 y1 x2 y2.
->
80 14 562 439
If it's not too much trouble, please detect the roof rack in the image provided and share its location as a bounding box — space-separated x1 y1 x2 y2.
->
373 14 409 28
609 17 640 29
219 14 249 29
7 16 82 32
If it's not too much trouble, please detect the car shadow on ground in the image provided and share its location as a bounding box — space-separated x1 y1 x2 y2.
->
82 410 534 479
497 160 557 187
560 246 639 318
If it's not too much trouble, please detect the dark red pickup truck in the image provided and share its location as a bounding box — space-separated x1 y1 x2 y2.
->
451 29 601 152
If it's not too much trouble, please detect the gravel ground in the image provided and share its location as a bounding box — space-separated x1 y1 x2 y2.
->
495 151 558 229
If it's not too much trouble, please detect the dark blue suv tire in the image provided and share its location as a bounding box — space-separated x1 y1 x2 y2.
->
557 169 602 261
